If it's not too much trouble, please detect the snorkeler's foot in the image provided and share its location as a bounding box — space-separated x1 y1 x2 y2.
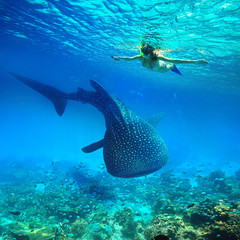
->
111 56 120 61
171 65 182 75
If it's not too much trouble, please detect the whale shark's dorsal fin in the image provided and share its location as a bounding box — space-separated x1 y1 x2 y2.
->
90 80 105 92
146 112 165 128
82 139 104 153
90 80 125 125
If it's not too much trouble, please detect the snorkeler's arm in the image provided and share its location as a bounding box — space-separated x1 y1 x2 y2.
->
156 55 209 65
111 55 142 61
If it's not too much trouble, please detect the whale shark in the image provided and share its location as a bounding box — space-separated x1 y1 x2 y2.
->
10 73 169 178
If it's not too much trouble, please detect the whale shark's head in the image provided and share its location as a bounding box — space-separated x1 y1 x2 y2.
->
103 118 168 178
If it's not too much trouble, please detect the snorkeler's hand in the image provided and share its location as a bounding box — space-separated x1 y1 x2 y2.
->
111 56 120 61
196 59 209 64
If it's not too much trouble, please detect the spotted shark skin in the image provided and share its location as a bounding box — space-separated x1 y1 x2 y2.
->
10 73 169 178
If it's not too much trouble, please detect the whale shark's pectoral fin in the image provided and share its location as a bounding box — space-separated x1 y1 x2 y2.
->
82 139 104 153
146 112 165 128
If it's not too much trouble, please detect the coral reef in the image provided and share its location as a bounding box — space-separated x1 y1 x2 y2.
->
235 168 240 180
114 207 138 238
144 215 201 240
1 164 240 240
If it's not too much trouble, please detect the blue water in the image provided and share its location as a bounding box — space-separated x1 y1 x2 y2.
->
1 0 239 175
0 1 240 239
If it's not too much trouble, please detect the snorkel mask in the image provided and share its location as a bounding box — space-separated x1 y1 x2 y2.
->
140 45 144 57
140 43 153 58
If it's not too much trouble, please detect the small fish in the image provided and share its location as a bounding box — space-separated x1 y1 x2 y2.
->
135 212 142 216
187 203 195 208
9 211 21 216
152 235 169 240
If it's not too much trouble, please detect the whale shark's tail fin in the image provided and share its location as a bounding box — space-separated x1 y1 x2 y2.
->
10 72 67 116
10 73 124 125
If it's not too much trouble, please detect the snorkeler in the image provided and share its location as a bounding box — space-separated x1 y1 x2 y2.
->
111 43 209 75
